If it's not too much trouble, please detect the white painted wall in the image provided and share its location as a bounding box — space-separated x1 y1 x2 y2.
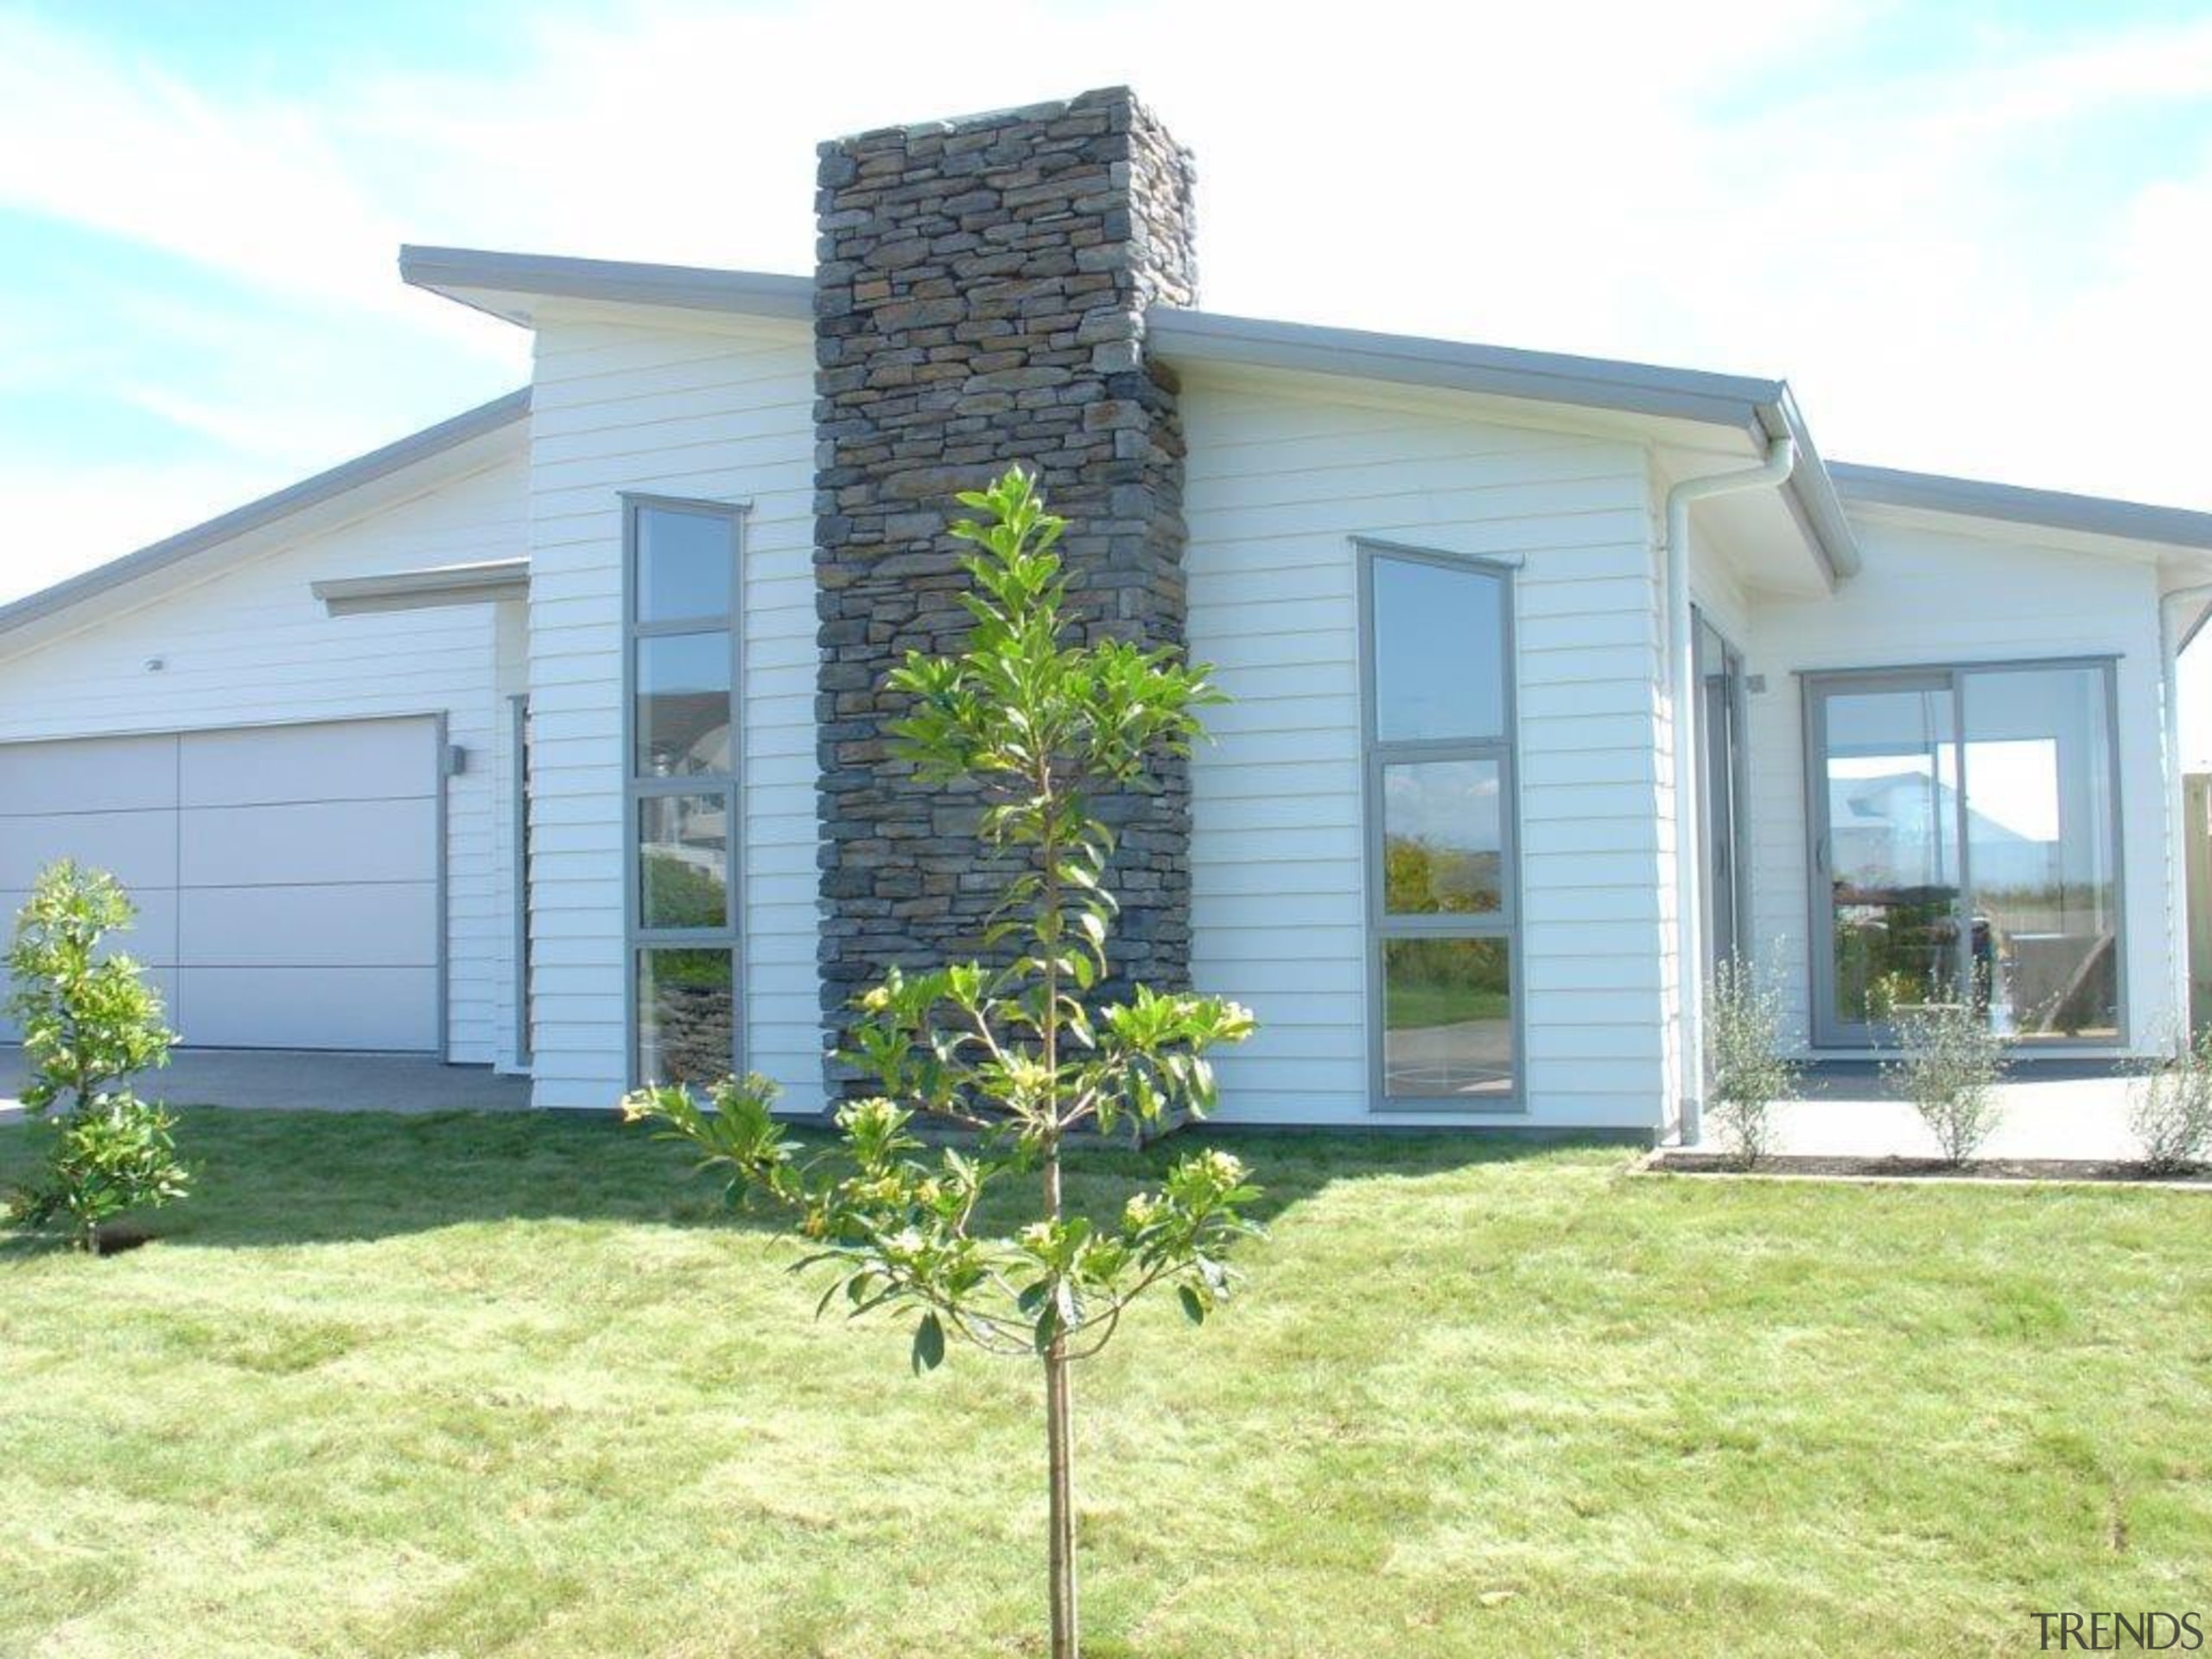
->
1736 510 2175 1057
0 448 526 1064
1180 367 1671 1131
522 308 822 1111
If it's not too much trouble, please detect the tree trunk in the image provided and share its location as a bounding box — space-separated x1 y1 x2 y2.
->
1046 1332 1077 1659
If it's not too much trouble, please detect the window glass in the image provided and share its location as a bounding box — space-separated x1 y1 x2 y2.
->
636 632 732 777
1372 556 1506 742
636 507 734 623
637 948 734 1085
1381 759 1503 915
1382 938 1511 1098
639 793 729 931
1960 666 2119 1041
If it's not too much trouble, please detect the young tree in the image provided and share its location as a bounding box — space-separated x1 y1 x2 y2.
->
4 860 186 1252
622 467 1259 1658
1705 954 1799 1167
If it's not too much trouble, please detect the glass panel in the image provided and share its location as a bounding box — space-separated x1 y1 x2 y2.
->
639 793 729 931
636 506 733 623
1382 759 1503 915
638 948 734 1086
1372 556 1506 742
1382 938 1512 1099
1821 683 1963 1029
636 632 732 778
1961 667 2120 1040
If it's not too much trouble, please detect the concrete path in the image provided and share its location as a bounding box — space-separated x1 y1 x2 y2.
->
1695 1062 2144 1160
0 1046 531 1119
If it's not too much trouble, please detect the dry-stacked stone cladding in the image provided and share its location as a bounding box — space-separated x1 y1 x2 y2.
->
812 87 1199 1076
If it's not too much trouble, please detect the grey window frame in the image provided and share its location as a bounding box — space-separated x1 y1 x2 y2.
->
1800 652 2128 1052
622 493 748 1089
1356 537 1525 1113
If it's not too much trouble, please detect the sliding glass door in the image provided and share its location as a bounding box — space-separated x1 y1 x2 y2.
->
1807 661 2122 1048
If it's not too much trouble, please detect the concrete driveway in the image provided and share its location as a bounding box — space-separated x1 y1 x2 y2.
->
0 1046 531 1117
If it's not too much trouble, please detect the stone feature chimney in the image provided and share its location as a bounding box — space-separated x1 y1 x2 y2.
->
812 87 1199 1059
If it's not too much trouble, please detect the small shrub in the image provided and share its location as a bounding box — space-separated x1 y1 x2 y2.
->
1706 956 1798 1167
1885 996 2007 1166
2126 1024 2212 1175
4 860 185 1252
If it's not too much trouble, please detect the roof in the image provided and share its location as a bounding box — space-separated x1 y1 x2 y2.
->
1829 461 2212 553
17 242 2212 646
1145 308 1861 581
0 388 531 645
400 245 812 329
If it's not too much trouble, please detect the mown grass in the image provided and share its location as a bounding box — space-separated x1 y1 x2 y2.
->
2 1109 2208 1656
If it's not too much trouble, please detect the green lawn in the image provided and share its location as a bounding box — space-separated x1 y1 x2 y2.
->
3 1110 2208 1657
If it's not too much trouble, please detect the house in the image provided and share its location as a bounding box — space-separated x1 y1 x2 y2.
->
2 86 2208 1141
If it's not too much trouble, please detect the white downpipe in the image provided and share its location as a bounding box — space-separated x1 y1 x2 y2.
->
2158 582 2212 1036
1664 438 1796 1145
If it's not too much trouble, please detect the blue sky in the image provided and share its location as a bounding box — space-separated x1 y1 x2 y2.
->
3 0 2210 604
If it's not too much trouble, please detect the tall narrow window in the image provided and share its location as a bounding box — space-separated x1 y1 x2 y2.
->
626 497 742 1087
1361 543 1519 1107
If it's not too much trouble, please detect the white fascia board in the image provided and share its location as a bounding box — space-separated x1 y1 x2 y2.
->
400 245 813 329
0 389 532 645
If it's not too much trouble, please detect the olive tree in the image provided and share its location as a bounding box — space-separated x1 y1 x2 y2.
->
622 467 1258 1658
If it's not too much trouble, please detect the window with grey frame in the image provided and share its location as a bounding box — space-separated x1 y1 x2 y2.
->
1360 541 1521 1108
625 496 744 1088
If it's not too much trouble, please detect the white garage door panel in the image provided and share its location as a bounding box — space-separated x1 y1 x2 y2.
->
180 798 437 888
182 721 433 809
0 810 180 893
0 716 441 1052
180 967 438 1051
180 882 437 968
0 734 177 814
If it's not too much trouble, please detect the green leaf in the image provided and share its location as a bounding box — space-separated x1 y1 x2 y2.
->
912 1312 946 1374
1178 1284 1207 1325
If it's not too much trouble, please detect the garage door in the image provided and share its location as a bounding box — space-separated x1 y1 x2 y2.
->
0 717 442 1052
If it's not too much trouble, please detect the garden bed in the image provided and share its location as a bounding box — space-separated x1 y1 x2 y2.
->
1647 1148 2211 1184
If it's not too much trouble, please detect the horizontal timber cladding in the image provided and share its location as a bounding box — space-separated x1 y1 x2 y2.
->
811 87 1199 1086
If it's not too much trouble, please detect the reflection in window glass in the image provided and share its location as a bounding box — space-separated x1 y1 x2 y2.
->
636 632 732 777
639 793 729 930
1382 760 1503 914
638 948 734 1085
1382 938 1511 1098
1372 556 1506 742
1961 666 2119 1041
636 507 734 623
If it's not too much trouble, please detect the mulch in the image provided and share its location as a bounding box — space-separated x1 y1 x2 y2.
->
1645 1150 2211 1185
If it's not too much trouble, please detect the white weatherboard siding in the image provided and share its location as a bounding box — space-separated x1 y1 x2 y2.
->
524 310 822 1112
1181 369 1670 1130
0 451 525 1062
1740 512 2176 1057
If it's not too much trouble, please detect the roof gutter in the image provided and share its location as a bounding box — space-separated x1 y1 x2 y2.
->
1665 437 1798 1146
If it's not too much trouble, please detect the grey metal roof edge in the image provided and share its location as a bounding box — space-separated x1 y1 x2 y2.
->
312 556 531 616
0 387 532 643
399 245 814 326
1829 461 2212 552
1147 307 1789 429
1147 307 1862 581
